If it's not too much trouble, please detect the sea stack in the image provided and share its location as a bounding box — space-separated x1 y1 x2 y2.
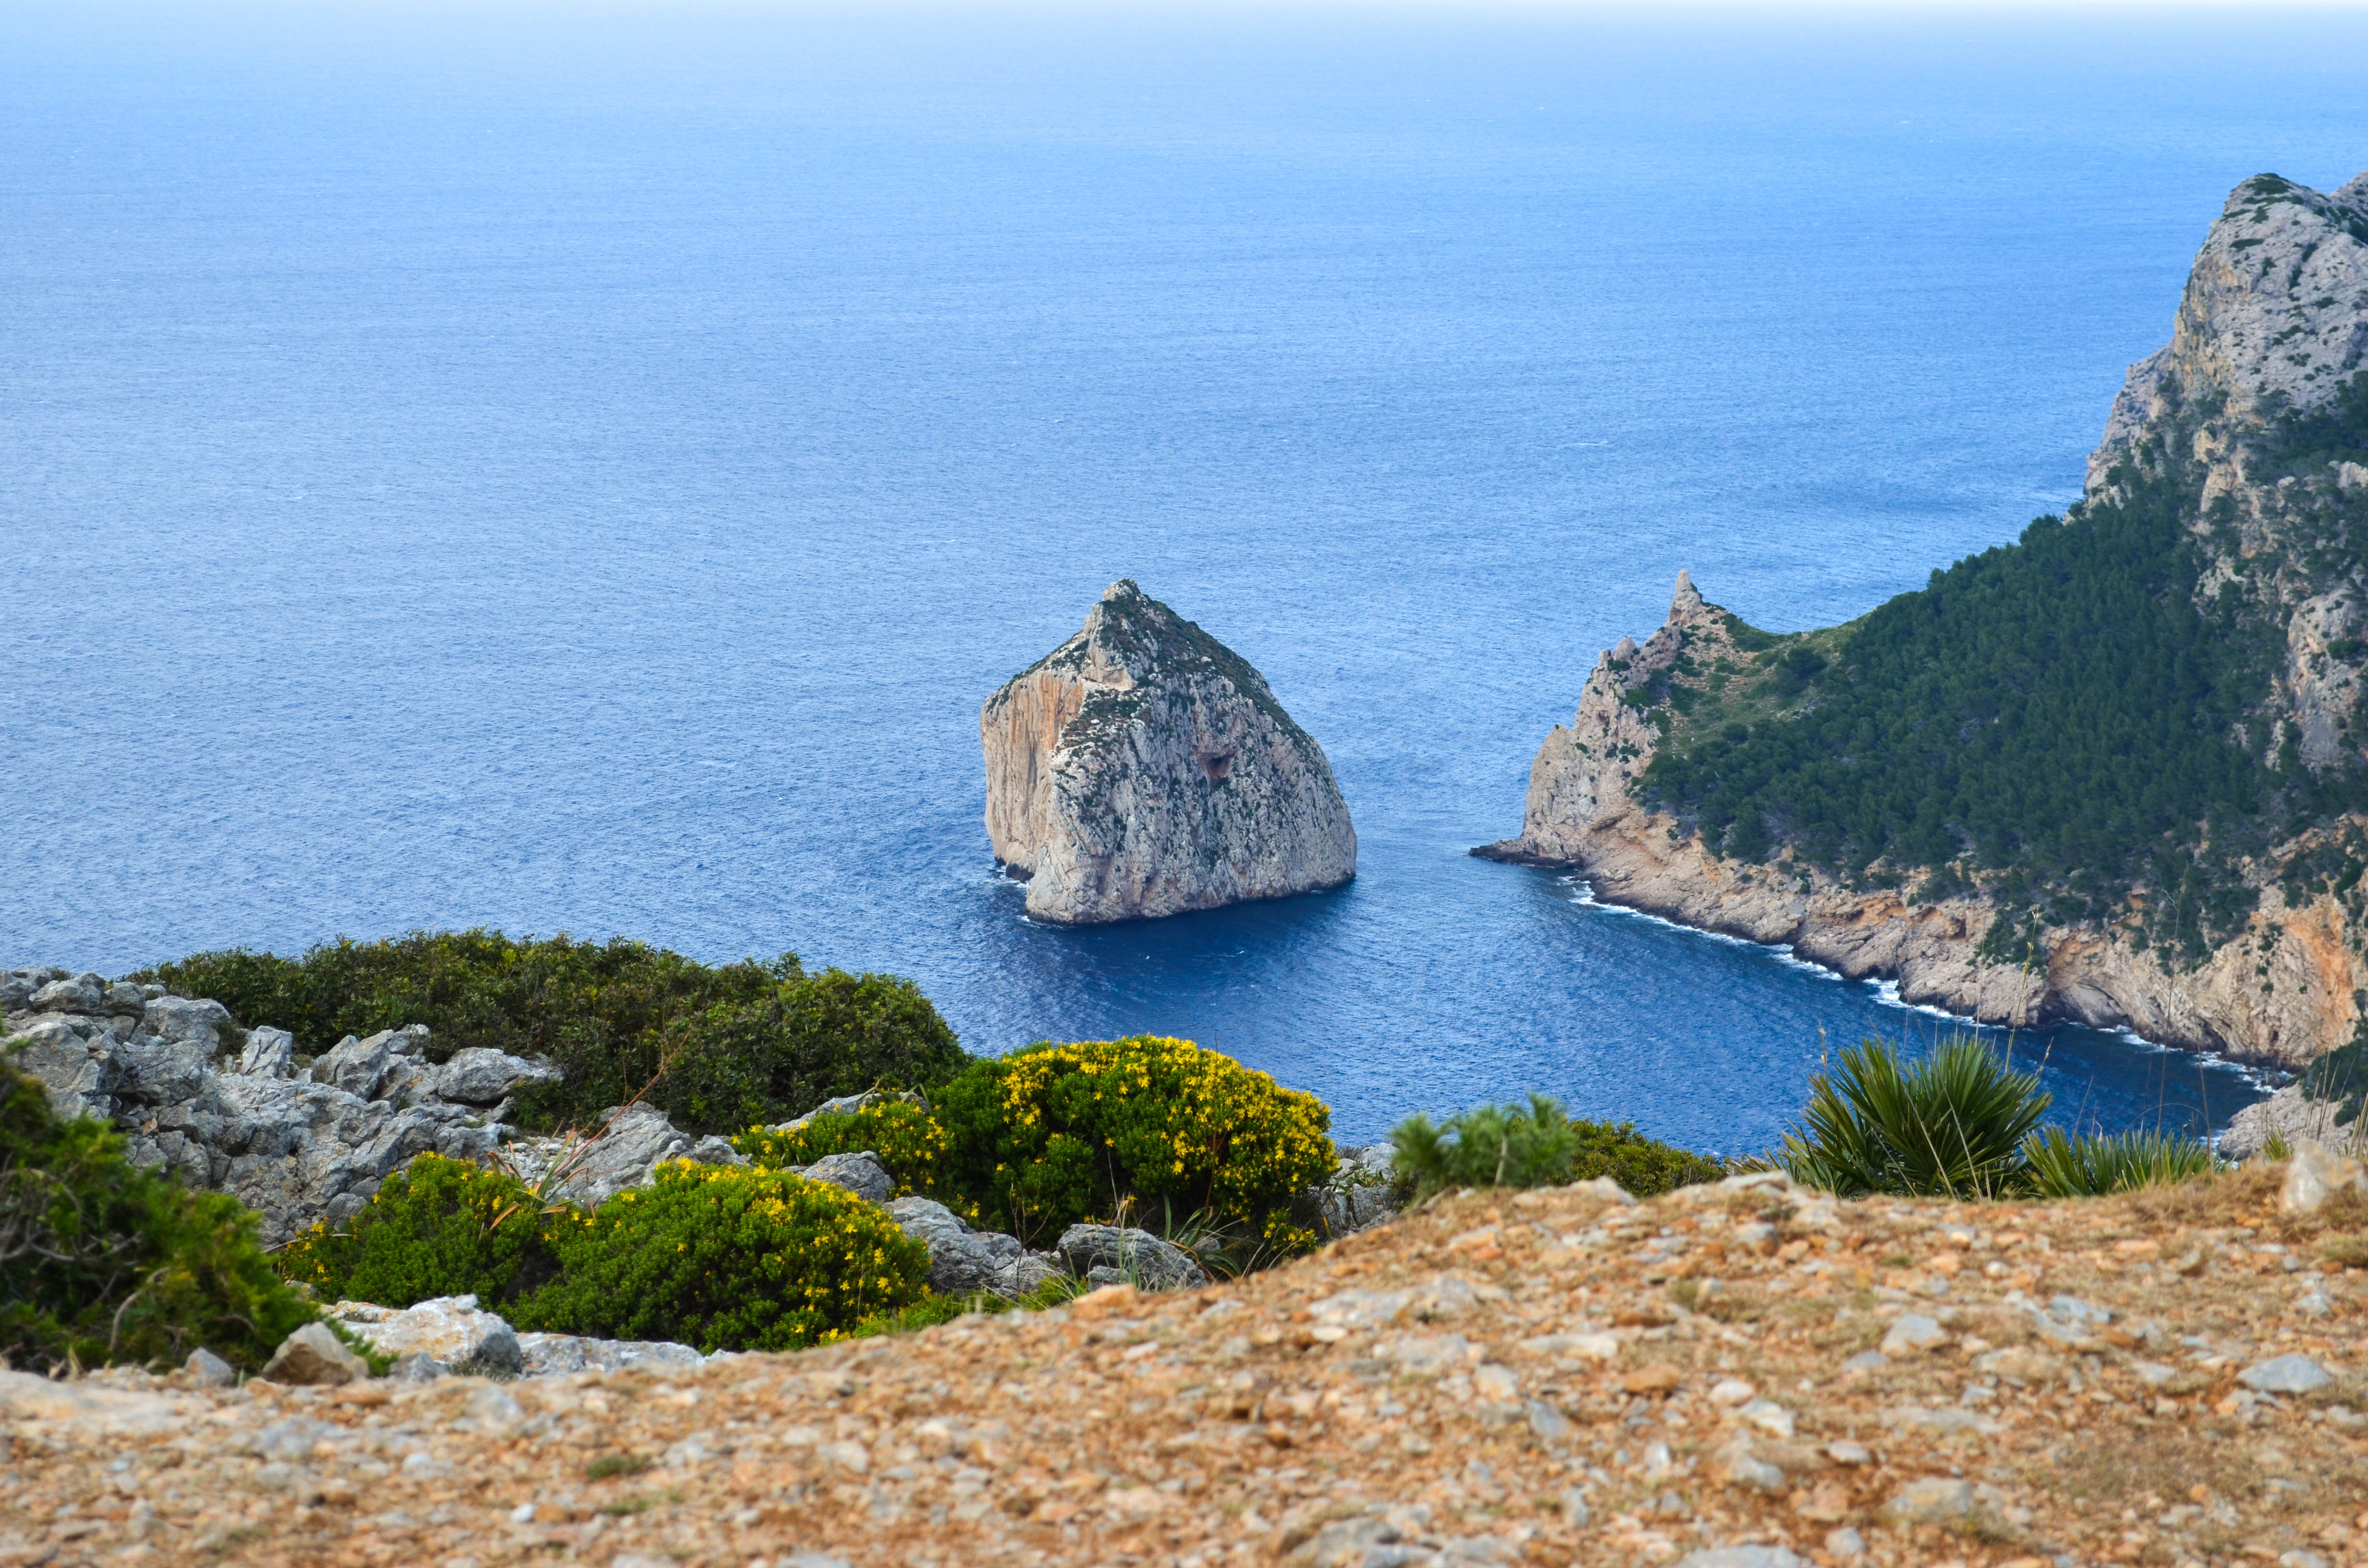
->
981 580 1357 925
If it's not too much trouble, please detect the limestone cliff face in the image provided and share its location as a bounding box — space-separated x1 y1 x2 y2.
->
1483 169 2368 1072
2087 171 2368 495
982 580 1356 925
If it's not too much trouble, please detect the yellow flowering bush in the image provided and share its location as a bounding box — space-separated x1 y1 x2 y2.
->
513 1161 929 1352
935 1037 1334 1250
276 1152 556 1310
731 1101 966 1213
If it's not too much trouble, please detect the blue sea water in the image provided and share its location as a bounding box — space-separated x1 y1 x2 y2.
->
7 3 2365 1152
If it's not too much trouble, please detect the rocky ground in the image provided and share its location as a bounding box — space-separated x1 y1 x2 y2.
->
8 1162 2368 1568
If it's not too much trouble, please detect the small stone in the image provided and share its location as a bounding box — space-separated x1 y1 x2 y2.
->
1567 1176 1637 1206
1525 1400 1571 1443
1877 1476 1975 1526
1714 1439 1787 1492
1473 1363 1519 1401
1842 1349 1887 1372
1708 1378 1757 1406
183 1348 236 1388
2239 1354 2333 1394
1674 1547 1808 1568
259 1322 369 1386
1737 1398 1796 1438
1825 1440 1872 1464
1824 1526 1866 1561
2294 1289 2334 1318
1620 1364 1681 1395
1557 1487 1591 1525
2279 1552 2331 1568
508 1503 537 1524
1879 1313 1946 1354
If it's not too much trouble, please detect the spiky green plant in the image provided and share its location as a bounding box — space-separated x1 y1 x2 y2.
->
2022 1126 2219 1197
1776 1036 2048 1199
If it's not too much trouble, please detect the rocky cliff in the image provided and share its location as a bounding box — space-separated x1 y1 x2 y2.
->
1482 170 2368 1072
982 579 1357 924
3 966 558 1244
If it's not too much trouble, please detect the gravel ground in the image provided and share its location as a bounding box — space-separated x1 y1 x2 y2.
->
5 1162 2366 1568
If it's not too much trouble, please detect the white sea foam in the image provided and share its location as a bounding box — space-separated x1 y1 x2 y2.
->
1563 875 2270 1087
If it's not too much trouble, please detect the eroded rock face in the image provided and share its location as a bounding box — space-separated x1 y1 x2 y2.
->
4 965 558 1244
981 579 1356 924
2088 172 2368 494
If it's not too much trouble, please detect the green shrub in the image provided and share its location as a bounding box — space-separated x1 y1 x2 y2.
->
1570 1115 1727 1195
732 1099 965 1210
276 1152 558 1309
652 970 967 1135
2022 1126 2219 1197
136 930 791 1130
136 931 970 1135
1390 1094 1721 1200
1777 1036 2050 1198
934 1036 1335 1251
0 1053 316 1374
517 1161 929 1352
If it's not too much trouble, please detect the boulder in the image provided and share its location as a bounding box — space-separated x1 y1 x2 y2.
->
516 1333 704 1377
30 972 107 1015
766 1089 923 1135
512 1101 747 1208
313 1025 435 1102
234 1026 297 1079
1057 1224 1211 1292
2280 1139 2368 1215
142 994 234 1053
980 579 1357 924
329 1296 522 1379
183 1348 237 1389
1315 1144 1403 1236
436 1046 560 1107
260 1322 370 1386
793 1151 893 1205
887 1197 1045 1298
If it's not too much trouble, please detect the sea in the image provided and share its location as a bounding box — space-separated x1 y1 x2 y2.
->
8 2 2367 1152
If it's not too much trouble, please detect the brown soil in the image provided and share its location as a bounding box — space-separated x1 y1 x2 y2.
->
6 1164 2367 1568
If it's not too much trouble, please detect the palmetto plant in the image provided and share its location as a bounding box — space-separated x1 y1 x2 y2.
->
1777 1036 2049 1199
2022 1126 2219 1198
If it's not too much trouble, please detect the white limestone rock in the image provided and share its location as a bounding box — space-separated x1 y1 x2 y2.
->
329 1296 522 1379
981 579 1356 925
2088 171 2368 494
4 968 553 1244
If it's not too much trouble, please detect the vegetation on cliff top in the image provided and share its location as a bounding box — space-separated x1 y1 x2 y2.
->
137 931 967 1134
1634 374 2368 964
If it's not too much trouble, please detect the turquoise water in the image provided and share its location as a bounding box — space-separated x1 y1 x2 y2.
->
8 4 2363 1148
